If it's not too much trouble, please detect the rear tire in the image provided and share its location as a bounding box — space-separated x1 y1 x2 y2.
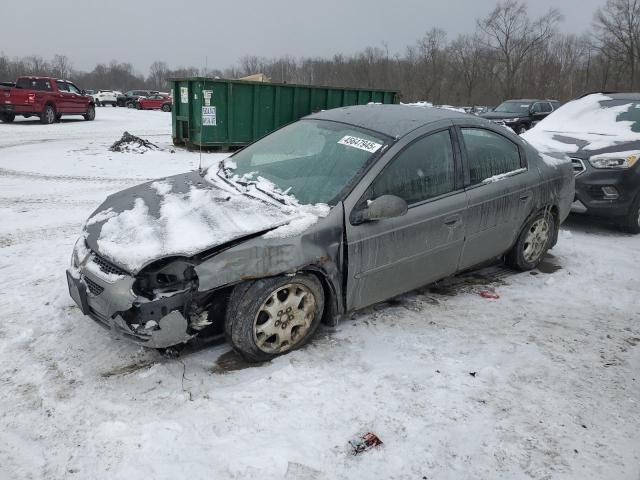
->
225 274 325 362
83 105 95 121
40 105 56 124
161 104 171 112
111 102 117 107
95 100 101 107
0 112 15 123
620 193 640 234
506 209 555 270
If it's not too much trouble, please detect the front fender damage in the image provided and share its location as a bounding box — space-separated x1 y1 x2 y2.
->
194 204 345 324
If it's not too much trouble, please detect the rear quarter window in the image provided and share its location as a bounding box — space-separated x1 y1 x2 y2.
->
461 128 523 185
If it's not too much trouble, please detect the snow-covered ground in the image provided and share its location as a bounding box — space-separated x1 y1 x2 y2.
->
1 108 639 480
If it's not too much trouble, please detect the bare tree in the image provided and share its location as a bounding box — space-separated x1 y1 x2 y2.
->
148 61 169 90
594 0 640 89
451 34 484 104
478 0 562 97
51 54 71 79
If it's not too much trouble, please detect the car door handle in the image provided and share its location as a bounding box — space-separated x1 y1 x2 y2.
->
519 194 530 201
444 215 461 226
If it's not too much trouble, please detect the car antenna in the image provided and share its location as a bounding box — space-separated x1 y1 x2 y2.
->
198 80 204 177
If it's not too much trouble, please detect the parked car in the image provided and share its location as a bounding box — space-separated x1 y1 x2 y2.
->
0 76 95 124
523 92 640 233
135 94 172 112
67 105 573 361
117 90 158 107
480 99 561 134
94 90 118 107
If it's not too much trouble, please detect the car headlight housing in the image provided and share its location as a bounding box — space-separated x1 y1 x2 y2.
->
71 236 90 268
506 117 521 123
589 152 639 169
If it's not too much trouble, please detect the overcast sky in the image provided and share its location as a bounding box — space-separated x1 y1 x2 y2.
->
1 0 607 74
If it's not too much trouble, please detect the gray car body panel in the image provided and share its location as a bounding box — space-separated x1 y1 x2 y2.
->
68 105 574 348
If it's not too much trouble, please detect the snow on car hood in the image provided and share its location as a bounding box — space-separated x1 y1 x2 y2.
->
83 166 329 273
523 93 640 153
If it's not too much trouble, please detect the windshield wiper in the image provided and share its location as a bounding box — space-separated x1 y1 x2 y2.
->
215 163 287 205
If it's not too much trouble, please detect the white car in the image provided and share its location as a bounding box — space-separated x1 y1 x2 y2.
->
93 90 118 107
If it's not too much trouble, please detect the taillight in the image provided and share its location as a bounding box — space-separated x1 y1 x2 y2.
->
27 93 36 104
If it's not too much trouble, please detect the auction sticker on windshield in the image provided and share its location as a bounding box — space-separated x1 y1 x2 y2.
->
338 136 382 153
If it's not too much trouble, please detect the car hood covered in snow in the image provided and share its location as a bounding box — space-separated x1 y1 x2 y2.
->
83 168 330 274
523 93 640 154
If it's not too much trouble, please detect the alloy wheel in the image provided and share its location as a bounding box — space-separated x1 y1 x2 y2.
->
253 283 316 354
522 217 550 264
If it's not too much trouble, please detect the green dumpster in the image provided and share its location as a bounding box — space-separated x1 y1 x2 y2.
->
169 77 399 149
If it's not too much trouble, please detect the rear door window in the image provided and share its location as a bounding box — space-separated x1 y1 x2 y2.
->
540 102 552 113
460 128 523 185
366 130 456 205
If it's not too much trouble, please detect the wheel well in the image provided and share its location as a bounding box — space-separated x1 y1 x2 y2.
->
43 102 56 112
303 268 339 327
509 204 560 254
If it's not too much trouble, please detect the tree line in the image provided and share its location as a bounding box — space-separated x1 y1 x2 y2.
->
1 0 638 106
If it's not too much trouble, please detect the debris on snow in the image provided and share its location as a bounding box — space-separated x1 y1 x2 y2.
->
110 131 159 153
349 432 383 455
479 290 500 299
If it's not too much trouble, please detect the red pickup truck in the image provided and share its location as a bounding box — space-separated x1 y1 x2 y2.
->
0 76 95 124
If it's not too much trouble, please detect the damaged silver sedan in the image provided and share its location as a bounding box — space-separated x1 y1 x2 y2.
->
67 105 574 361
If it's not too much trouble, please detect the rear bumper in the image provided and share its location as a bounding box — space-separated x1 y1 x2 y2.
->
1 103 41 115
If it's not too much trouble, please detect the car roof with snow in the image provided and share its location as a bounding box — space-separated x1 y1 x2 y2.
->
585 92 640 101
306 104 469 138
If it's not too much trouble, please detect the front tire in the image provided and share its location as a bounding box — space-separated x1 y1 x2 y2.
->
84 105 95 121
621 193 640 234
506 209 555 270
40 105 56 124
135 102 142 110
225 274 325 362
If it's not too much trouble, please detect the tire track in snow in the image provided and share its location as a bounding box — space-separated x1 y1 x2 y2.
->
0 223 83 247
0 167 152 184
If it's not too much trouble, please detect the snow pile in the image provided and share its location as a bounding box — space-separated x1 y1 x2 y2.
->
93 165 329 272
523 93 640 153
110 131 159 154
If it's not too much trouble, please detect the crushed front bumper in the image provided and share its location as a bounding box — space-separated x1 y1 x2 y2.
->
66 258 195 348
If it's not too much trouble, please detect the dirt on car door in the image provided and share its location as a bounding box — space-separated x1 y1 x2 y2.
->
345 128 468 310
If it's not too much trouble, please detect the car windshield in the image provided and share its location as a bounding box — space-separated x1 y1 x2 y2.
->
219 119 388 205
494 101 531 114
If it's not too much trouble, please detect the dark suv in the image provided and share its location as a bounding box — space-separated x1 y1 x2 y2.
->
116 90 158 107
480 99 560 134
523 92 640 233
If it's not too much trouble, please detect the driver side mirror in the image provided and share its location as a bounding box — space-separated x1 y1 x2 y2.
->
353 195 408 224
81 89 86 95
